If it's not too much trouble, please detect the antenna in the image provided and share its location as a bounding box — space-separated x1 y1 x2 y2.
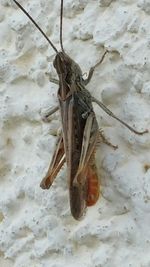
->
13 0 58 54
60 0 65 52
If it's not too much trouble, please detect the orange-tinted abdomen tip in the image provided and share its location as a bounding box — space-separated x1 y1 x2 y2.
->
86 166 100 206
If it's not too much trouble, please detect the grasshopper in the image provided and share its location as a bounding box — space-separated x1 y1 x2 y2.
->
13 0 148 220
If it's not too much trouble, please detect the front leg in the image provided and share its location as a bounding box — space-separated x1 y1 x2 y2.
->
83 50 108 86
40 72 59 121
40 106 59 122
45 72 59 85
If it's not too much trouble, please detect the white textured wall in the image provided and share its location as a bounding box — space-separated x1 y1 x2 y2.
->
0 0 150 266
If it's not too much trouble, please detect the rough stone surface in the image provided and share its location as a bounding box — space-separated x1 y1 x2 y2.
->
0 0 150 267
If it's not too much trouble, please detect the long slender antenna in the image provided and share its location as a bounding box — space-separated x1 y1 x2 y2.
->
60 0 65 52
13 0 58 54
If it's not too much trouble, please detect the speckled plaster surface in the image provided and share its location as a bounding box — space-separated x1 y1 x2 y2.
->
0 0 150 267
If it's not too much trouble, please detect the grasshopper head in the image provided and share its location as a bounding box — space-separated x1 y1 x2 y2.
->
53 52 83 84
